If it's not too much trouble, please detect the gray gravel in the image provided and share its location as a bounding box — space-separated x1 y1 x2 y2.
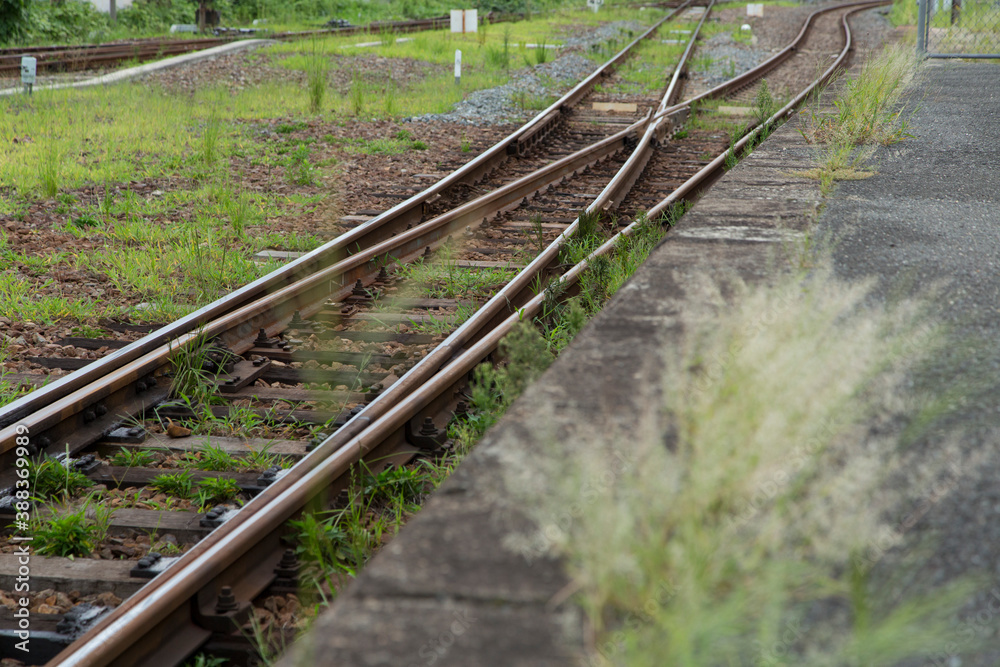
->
406 21 645 126
690 32 771 87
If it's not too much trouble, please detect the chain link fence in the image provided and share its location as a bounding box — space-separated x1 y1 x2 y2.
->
918 0 1000 57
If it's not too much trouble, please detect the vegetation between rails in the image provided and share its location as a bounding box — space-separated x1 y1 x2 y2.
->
0 2 671 331
253 208 676 662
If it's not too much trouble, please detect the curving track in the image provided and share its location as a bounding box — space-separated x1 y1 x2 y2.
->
0 3 887 664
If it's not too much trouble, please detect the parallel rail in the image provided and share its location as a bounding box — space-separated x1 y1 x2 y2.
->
0 2 887 663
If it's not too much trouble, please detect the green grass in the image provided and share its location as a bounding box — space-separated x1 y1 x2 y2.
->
151 470 194 499
798 44 918 193
889 0 920 26
31 495 113 558
394 256 517 299
194 476 243 511
109 449 157 468
510 265 978 666
29 457 93 501
614 25 692 94
330 130 431 156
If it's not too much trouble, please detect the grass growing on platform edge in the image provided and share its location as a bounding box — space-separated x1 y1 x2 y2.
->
507 264 981 666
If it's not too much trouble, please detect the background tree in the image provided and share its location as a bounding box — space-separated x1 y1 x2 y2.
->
0 0 31 44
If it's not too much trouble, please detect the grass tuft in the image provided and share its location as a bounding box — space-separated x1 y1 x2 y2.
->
799 44 918 193
305 43 329 114
509 264 977 665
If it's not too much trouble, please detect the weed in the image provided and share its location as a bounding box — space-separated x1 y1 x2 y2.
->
275 121 307 134
70 214 101 230
186 442 242 472
305 52 328 114
361 464 428 507
288 144 316 186
288 510 351 589
194 476 243 510
349 73 366 116
793 46 916 197
183 654 228 667
383 81 399 116
32 494 113 558
532 39 550 65
753 78 776 126
513 266 975 665
29 457 92 501
724 145 739 170
38 140 61 198
168 335 231 408
201 114 222 166
109 449 156 468
529 213 546 252
460 133 472 153
151 470 194 498
244 442 286 470
378 26 397 47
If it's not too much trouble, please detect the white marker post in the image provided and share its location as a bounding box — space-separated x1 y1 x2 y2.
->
20 56 36 95
455 49 462 85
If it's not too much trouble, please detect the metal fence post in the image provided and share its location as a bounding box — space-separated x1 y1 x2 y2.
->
917 0 928 56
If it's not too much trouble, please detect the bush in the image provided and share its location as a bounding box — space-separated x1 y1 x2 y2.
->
118 0 197 32
0 0 30 45
24 0 108 43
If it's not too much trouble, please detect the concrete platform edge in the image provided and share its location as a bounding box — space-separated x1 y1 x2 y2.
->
276 105 826 665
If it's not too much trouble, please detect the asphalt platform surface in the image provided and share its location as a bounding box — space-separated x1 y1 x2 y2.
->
818 61 1000 666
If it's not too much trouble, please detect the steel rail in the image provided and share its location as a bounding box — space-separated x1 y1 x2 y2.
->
47 2 873 662
5 115 648 475
46 9 703 665
652 0 886 123
0 1 693 455
648 0 886 219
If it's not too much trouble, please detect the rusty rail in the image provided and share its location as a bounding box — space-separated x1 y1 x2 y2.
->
0 0 693 458
47 2 889 664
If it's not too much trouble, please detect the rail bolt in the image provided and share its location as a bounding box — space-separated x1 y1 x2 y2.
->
215 586 239 614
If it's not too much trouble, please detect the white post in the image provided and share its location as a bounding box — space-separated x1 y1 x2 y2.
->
455 49 462 85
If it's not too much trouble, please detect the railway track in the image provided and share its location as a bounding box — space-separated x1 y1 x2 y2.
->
0 16 457 77
0 2 886 664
